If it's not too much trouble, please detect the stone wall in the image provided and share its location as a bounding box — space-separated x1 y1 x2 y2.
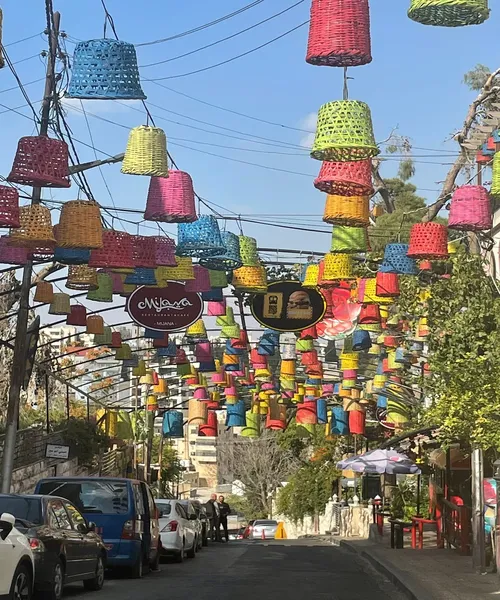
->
11 457 93 494
0 427 66 472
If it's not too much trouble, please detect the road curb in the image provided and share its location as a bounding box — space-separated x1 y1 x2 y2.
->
340 540 439 600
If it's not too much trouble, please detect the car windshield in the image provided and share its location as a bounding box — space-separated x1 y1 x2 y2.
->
0 497 42 525
156 502 172 517
37 480 129 515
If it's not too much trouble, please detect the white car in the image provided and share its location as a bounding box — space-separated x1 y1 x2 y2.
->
156 499 197 563
0 512 34 600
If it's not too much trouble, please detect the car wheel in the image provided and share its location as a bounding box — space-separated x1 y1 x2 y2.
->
174 542 185 563
130 555 143 579
84 555 105 591
10 563 32 600
42 559 64 600
187 537 196 559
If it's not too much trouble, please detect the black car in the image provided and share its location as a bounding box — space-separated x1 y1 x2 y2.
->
0 494 106 600
191 500 209 546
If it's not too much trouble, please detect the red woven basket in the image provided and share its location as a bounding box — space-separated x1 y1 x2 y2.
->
144 171 197 223
131 235 157 268
358 304 380 324
375 272 400 297
306 0 372 67
0 186 20 228
349 410 366 435
8 136 71 188
66 305 87 326
89 230 134 269
408 222 448 260
314 159 374 196
154 236 177 266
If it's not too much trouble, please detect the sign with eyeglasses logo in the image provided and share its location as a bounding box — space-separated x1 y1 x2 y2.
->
251 280 326 332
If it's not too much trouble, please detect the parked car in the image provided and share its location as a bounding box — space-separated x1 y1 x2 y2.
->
0 494 105 600
242 520 255 539
190 500 209 546
234 526 246 540
156 499 197 562
179 501 203 550
250 519 278 540
34 477 160 578
0 512 34 600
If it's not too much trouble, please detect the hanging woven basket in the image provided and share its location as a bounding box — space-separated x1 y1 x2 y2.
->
67 39 146 99
131 234 157 268
302 264 320 288
177 215 225 258
331 225 369 253
184 265 211 293
448 185 492 231
379 243 418 274
306 0 372 67
154 236 177 266
408 222 449 259
66 304 87 326
34 281 54 304
0 186 20 228
238 236 260 266
491 152 500 198
311 100 379 162
125 268 157 286
66 265 99 290
0 236 28 265
8 205 56 248
200 231 242 270
232 265 268 293
121 126 169 177
323 194 370 226
87 272 113 302
144 171 197 222
314 159 374 196
8 136 71 188
54 247 91 265
408 0 489 27
358 278 394 304
89 230 134 269
86 315 104 335
49 293 71 315
319 253 353 283
376 272 400 297
156 256 195 281
208 269 228 288
57 200 103 249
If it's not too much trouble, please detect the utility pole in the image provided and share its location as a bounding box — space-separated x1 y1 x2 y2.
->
0 10 61 493
472 446 486 573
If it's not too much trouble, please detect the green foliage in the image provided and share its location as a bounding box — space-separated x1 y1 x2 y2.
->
60 418 111 467
463 64 491 91
151 436 182 497
225 494 267 521
424 252 500 451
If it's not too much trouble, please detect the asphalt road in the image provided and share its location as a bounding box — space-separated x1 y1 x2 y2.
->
64 540 405 600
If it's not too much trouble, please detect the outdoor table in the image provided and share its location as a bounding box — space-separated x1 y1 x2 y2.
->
411 516 441 549
389 519 412 549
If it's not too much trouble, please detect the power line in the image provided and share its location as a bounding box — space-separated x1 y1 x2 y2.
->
148 20 309 81
135 0 266 47
3 32 44 47
139 0 306 68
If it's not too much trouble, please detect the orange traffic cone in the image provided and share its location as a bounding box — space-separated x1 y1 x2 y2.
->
261 529 266 540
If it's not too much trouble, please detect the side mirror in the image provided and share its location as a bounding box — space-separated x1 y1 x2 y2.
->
0 513 15 541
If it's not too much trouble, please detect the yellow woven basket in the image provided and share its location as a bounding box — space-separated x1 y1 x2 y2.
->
121 126 169 177
302 264 319 288
232 265 268 293
66 265 99 291
323 194 370 226
321 253 353 282
9 205 56 248
156 256 195 281
56 200 103 249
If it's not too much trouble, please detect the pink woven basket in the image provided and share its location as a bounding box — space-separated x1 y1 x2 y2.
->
0 186 20 228
144 172 197 223
448 185 492 231
185 265 211 293
131 235 157 268
154 236 177 266
89 230 134 269
314 159 374 196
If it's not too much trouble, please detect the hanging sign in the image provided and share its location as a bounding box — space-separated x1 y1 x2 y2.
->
126 282 203 332
250 280 326 332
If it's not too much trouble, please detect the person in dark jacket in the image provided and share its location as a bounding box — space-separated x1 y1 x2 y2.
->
218 495 231 542
207 493 221 542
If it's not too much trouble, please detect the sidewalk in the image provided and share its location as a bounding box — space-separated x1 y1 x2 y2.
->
338 532 499 600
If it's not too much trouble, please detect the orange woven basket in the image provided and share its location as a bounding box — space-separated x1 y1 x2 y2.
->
66 265 99 291
56 200 103 249
323 195 369 226
8 205 56 248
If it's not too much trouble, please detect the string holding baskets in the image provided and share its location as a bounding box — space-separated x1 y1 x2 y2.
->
121 126 169 177
8 136 71 188
67 39 146 99
448 185 492 231
323 195 369 226
56 200 103 249
144 171 197 223
0 186 20 228
408 0 490 27
8 205 56 248
408 222 449 259
314 160 374 196
306 0 372 67
311 100 379 162
177 215 225 258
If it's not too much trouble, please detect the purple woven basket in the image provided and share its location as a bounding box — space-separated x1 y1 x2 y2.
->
144 172 197 223
448 185 492 231
184 265 211 293
0 235 29 264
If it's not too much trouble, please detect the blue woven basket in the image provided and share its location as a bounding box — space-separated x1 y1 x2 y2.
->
317 399 328 424
377 394 387 409
125 268 157 285
352 329 372 351
67 39 146 100
157 343 177 358
331 406 349 435
144 328 165 339
225 341 243 356
162 411 184 438
199 231 243 270
202 288 224 301
379 243 417 275
226 401 246 427
198 360 216 372
54 247 91 265
177 215 225 258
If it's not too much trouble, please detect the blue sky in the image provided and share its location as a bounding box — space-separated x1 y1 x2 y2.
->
0 0 497 258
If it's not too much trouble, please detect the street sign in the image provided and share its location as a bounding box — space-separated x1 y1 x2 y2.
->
45 443 70 460
23 316 40 390
126 282 203 332
250 280 326 332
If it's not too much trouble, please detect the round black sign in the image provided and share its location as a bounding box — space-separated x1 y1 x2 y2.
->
250 280 326 332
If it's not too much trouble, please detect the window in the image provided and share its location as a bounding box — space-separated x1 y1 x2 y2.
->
176 504 188 519
50 500 73 530
64 502 87 531
133 484 145 516
0 497 42 525
156 502 172 518
143 483 156 519
38 479 130 515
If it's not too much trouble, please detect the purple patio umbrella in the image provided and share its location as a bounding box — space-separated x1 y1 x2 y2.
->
337 448 421 475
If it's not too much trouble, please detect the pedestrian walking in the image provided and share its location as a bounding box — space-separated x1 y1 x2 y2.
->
208 493 222 542
218 495 230 542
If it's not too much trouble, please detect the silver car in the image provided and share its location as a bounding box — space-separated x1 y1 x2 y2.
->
250 519 278 540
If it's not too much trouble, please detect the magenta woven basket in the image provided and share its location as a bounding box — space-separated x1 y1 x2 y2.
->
207 299 226 316
314 159 374 196
0 186 20 228
89 230 134 269
448 185 492 231
131 235 157 268
154 236 177 266
0 235 28 265
185 265 211 293
144 172 197 223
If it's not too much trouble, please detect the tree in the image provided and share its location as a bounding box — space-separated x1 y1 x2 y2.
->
151 435 182 498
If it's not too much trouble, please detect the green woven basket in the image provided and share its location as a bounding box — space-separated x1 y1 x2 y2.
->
331 225 369 253
408 0 489 26
491 152 500 198
311 100 379 162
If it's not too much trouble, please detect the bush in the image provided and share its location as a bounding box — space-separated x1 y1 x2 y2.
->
60 418 111 467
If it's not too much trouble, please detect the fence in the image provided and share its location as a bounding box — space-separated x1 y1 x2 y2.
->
442 498 471 555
